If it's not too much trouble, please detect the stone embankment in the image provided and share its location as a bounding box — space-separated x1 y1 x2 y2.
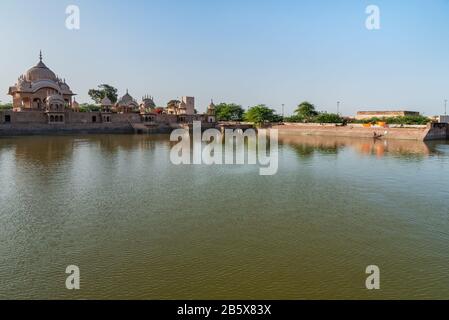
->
271 123 448 141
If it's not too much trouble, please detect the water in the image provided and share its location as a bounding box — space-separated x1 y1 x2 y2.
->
0 134 448 299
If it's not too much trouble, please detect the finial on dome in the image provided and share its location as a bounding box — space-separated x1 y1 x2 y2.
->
39 50 43 62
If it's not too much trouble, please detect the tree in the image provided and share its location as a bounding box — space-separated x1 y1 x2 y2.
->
0 102 13 110
88 84 118 104
214 103 245 121
79 103 99 112
283 114 305 123
243 105 281 125
295 101 318 119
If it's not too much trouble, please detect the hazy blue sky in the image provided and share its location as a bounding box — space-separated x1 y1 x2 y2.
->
1 0 448 115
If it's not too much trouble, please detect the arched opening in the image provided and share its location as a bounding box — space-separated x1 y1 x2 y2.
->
33 98 42 109
50 115 54 122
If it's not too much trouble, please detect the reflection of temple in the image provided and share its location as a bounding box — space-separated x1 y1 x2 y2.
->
3 52 216 130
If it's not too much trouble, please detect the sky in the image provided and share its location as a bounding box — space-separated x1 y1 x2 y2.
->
0 0 448 116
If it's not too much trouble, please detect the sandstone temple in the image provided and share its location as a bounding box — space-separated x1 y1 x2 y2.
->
1 52 216 134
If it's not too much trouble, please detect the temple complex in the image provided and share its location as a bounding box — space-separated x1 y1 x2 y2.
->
1 52 216 133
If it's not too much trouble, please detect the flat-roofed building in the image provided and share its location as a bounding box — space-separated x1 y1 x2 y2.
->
356 110 420 120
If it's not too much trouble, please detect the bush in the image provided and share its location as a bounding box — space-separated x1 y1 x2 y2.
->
313 113 344 123
0 103 12 110
385 116 430 125
352 116 431 125
284 112 344 124
283 114 305 123
79 104 100 112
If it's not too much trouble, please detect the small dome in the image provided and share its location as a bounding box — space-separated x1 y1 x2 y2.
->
47 94 65 105
101 96 112 106
118 90 136 106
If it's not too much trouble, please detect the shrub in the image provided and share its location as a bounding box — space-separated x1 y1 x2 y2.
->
0 103 13 110
352 116 431 125
283 114 305 123
313 113 344 123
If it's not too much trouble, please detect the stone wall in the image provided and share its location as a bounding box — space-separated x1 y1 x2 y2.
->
272 123 448 141
425 123 449 140
355 111 420 120
0 109 216 135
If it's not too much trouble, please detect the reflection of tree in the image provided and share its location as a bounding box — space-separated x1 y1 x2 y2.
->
287 143 338 158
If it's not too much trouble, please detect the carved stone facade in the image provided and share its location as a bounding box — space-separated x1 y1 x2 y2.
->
5 53 216 129
8 52 75 113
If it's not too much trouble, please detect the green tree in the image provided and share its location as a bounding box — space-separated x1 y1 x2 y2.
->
283 114 305 123
215 103 245 121
243 105 281 125
295 101 318 119
88 84 118 104
0 102 13 110
79 103 100 112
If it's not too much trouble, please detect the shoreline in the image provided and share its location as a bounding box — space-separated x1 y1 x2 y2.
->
272 123 449 141
1 120 448 141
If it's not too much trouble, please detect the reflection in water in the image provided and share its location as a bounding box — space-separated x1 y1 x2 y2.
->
0 134 172 166
1 134 449 300
279 134 440 159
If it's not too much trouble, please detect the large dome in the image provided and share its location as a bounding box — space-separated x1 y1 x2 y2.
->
25 56 57 82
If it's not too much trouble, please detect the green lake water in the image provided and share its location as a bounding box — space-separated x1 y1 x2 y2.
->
0 134 448 299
